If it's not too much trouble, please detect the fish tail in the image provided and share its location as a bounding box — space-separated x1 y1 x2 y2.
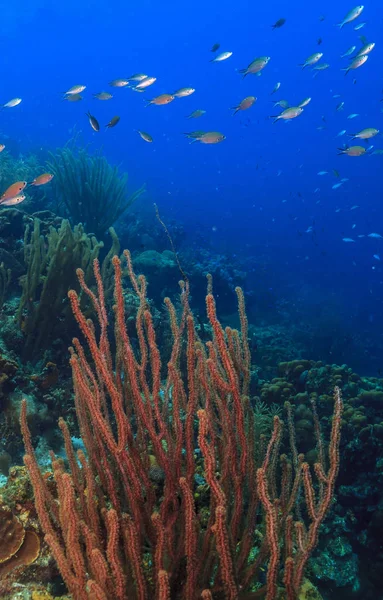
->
341 68 349 75
271 116 279 124
337 148 345 155
298 64 306 70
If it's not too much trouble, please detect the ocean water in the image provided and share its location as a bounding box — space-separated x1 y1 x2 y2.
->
0 1 382 599
2 0 382 374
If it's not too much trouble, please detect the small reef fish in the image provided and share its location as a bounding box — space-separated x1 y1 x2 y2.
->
272 106 303 123
1 181 27 201
272 18 286 29
211 43 220 52
137 130 153 143
135 77 157 90
183 130 206 139
342 54 368 75
0 193 26 206
210 51 233 62
186 110 206 119
347 113 359 119
271 82 281 95
341 46 356 58
109 79 130 87
173 87 195 98
299 53 323 69
317 171 328 175
146 94 175 106
354 22 366 30
336 101 345 111
63 94 82 102
105 116 120 128
338 145 366 156
355 42 375 58
342 238 356 242
86 111 100 131
337 130 347 137
30 173 54 186
272 99 289 108
239 56 270 78
349 128 379 139
64 85 86 95
93 92 113 100
128 74 148 82
232 96 256 115
191 131 226 144
0 145 5 152
337 5 364 28
297 97 311 108
313 63 330 77
2 98 22 108
332 183 343 189
368 233 383 239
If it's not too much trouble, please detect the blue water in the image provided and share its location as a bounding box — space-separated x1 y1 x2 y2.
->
1 0 382 374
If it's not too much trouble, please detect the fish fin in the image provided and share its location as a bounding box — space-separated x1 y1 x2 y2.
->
238 68 246 73
189 139 199 144
298 64 306 69
270 116 279 124
336 22 344 29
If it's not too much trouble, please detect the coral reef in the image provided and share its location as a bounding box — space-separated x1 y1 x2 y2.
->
20 252 343 600
47 147 145 238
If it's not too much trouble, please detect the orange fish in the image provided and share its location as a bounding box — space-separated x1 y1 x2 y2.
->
146 94 175 106
1 181 27 201
0 193 26 206
232 96 256 115
30 173 54 186
0 145 5 152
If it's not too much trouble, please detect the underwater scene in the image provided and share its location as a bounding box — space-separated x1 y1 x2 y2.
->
0 0 382 598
